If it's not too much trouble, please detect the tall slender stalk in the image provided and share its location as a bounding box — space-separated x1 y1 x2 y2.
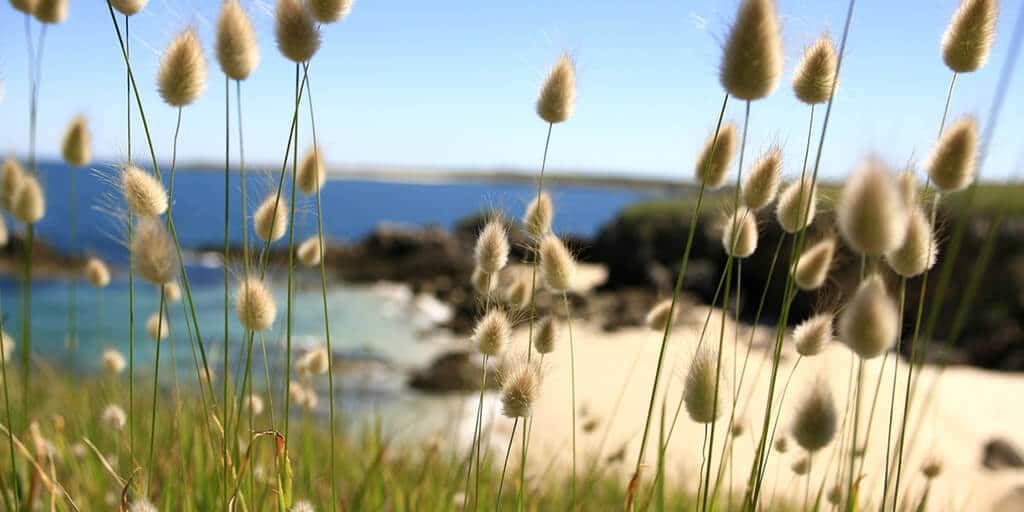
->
283 63 302 447
303 69 339 512
1 291 20 510
628 93 728 509
123 12 137 470
495 418 520 509
563 292 578 509
222 73 232 511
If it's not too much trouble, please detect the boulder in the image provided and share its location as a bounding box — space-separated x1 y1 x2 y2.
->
983 438 1024 470
408 350 498 393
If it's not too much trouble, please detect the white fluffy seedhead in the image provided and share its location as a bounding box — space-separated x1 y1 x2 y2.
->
474 219 509 274
472 309 511 357
695 123 738 189
101 404 127 431
13 174 45 224
297 147 326 195
504 277 530 310
838 274 899 359
721 208 759 258
927 116 978 193
275 0 321 63
157 28 208 107
742 146 782 210
719 0 783 101
885 207 937 278
216 0 260 81
536 53 576 124
776 179 817 234
941 0 998 74
791 377 837 452
684 346 725 424
793 34 839 105
500 361 540 418
539 235 576 292
533 316 559 355
131 218 178 285
147 311 170 342
235 277 277 331
102 349 126 374
83 257 112 288
297 347 330 376
61 115 91 167
524 192 554 238
121 165 169 218
793 238 835 291
837 158 908 256
471 267 497 296
297 235 323 267
792 313 833 356
1 158 25 212
254 193 289 242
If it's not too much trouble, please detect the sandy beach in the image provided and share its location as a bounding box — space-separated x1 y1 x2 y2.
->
462 301 1024 510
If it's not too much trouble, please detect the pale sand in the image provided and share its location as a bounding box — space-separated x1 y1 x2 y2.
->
468 303 1024 510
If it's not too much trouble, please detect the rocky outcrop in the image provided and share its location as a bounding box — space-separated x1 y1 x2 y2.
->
984 438 1024 470
408 350 499 393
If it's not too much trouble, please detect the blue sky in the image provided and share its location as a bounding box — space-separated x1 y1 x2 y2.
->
0 0 1021 181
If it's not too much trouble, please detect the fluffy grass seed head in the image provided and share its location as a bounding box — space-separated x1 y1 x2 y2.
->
471 267 497 296
524 192 554 238
275 0 320 63
927 116 978 193
839 273 899 359
236 277 277 331
720 0 783 101
505 276 530 310
791 378 837 452
684 346 725 424
774 436 789 453
131 218 178 285
695 122 738 189
540 234 576 292
297 235 323 267
793 313 833 356
297 347 330 376
101 404 127 431
297 147 326 195
897 168 919 207
474 219 509 275
11 0 37 15
33 0 66 23
793 34 838 105
254 194 289 242
216 0 260 81
827 485 843 505
793 238 835 291
0 331 15 363
0 215 8 247
838 158 908 256
742 146 782 210
536 53 575 124
472 308 511 357
791 457 810 475
291 499 316 512
83 257 111 288
1 158 25 211
146 312 170 342
500 362 540 418
776 178 816 234
645 298 679 332
942 0 998 73
162 281 182 302
61 115 91 167
289 381 319 410
534 315 559 354
886 206 937 278
308 0 353 23
245 394 265 415
121 165 168 218
110 0 147 16
102 349 127 374
922 456 943 479
721 208 759 258
158 28 208 107
13 174 45 224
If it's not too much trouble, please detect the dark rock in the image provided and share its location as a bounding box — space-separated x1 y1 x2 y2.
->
983 438 1024 470
408 350 498 393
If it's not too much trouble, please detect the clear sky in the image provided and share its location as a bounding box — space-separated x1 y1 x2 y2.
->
0 0 1021 181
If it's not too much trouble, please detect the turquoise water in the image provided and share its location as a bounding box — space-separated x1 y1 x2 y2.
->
2 161 661 413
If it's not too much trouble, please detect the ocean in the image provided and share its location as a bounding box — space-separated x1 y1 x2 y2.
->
0 161 662 418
